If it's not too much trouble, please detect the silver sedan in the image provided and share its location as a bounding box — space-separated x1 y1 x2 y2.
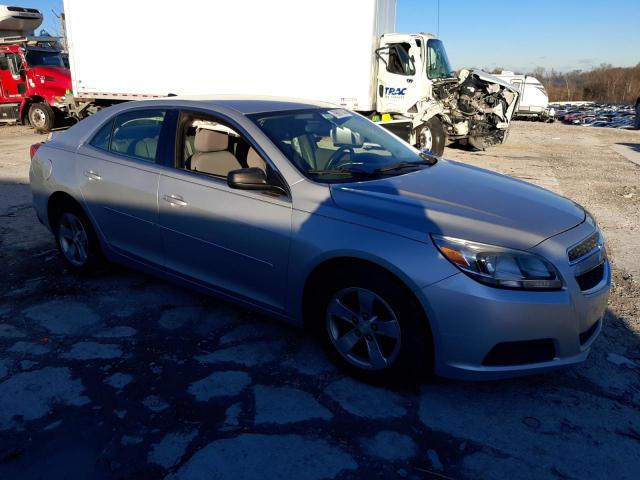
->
29 97 610 380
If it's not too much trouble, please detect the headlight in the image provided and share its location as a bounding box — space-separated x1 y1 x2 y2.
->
432 234 563 290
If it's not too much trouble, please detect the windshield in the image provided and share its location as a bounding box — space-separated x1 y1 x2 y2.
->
426 39 453 79
249 108 435 183
25 49 64 68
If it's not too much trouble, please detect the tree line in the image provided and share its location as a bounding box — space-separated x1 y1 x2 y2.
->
489 64 640 103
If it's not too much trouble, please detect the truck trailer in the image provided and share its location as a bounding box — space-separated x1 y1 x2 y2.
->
61 0 518 155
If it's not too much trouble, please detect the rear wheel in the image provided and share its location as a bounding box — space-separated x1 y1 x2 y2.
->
52 200 102 273
316 265 432 381
415 116 445 156
28 103 55 133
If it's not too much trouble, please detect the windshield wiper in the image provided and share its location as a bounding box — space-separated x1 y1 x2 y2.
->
307 167 378 178
375 157 436 174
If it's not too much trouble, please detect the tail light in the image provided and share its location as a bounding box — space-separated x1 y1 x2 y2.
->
30 142 44 159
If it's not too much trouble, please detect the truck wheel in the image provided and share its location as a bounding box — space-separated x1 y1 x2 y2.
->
416 117 445 156
28 103 55 133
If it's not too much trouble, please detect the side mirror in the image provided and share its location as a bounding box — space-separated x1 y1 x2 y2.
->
227 168 286 195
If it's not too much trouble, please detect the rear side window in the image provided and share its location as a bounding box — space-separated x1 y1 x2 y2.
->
110 110 167 162
89 120 113 151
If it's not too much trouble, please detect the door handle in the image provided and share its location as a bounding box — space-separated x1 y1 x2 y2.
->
84 170 102 181
162 194 188 207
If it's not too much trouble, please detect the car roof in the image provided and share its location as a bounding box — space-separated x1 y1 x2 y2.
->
46 95 341 151
155 95 338 114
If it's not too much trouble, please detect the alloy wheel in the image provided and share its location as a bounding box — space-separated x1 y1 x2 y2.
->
326 287 402 370
57 212 89 267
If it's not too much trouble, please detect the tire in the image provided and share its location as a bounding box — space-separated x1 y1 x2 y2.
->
52 200 102 273
28 103 55 133
415 116 445 157
313 265 432 382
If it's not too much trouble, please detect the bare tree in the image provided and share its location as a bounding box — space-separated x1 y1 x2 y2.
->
527 64 640 102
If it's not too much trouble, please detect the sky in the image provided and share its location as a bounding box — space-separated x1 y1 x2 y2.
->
397 0 639 72
10 0 640 73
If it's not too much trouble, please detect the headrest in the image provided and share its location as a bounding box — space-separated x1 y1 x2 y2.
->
331 126 363 147
246 148 266 170
194 129 228 153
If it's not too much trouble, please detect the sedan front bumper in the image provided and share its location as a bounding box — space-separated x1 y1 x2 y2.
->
421 221 610 380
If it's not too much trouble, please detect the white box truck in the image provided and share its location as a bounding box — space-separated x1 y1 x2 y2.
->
61 0 518 155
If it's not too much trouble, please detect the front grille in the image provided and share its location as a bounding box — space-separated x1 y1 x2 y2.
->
568 232 599 262
580 320 600 345
482 339 556 366
576 263 605 291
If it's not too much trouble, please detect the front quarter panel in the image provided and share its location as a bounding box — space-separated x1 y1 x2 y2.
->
287 183 459 325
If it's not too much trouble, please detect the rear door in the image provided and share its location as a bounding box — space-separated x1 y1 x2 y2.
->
77 108 173 265
157 110 293 313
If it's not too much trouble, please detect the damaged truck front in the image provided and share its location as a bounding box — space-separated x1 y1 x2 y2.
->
375 33 519 155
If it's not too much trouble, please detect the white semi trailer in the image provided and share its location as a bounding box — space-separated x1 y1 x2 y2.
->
62 0 518 155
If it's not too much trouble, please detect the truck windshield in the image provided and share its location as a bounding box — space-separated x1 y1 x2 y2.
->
249 108 436 183
426 39 453 79
25 49 65 68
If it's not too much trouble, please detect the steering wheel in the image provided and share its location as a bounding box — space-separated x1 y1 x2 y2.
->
326 146 355 169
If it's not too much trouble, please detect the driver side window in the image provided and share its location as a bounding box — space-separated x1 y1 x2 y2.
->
4 53 23 76
386 43 415 76
178 112 271 180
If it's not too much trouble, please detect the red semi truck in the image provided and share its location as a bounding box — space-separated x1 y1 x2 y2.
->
0 5 71 131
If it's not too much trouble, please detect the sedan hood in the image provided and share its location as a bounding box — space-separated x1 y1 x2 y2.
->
330 160 585 250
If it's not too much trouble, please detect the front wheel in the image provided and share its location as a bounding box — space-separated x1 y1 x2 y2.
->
28 103 55 133
318 266 432 381
415 116 445 157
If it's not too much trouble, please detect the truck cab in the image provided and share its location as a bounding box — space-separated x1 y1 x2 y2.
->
376 33 453 114
1 2 71 131
494 71 554 121
374 33 518 154
0 38 71 131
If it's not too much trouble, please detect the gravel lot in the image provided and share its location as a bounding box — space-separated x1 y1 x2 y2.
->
0 121 639 479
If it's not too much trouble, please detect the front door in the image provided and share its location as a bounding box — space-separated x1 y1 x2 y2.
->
376 36 422 113
0 52 27 100
77 108 171 266
158 111 292 312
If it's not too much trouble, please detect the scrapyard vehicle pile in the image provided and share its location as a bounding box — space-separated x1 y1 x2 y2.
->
554 103 636 129
3 0 519 157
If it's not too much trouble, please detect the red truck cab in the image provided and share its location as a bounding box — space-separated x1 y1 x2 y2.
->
0 38 71 131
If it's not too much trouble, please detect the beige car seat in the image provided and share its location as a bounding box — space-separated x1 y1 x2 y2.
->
246 147 267 172
191 129 241 176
